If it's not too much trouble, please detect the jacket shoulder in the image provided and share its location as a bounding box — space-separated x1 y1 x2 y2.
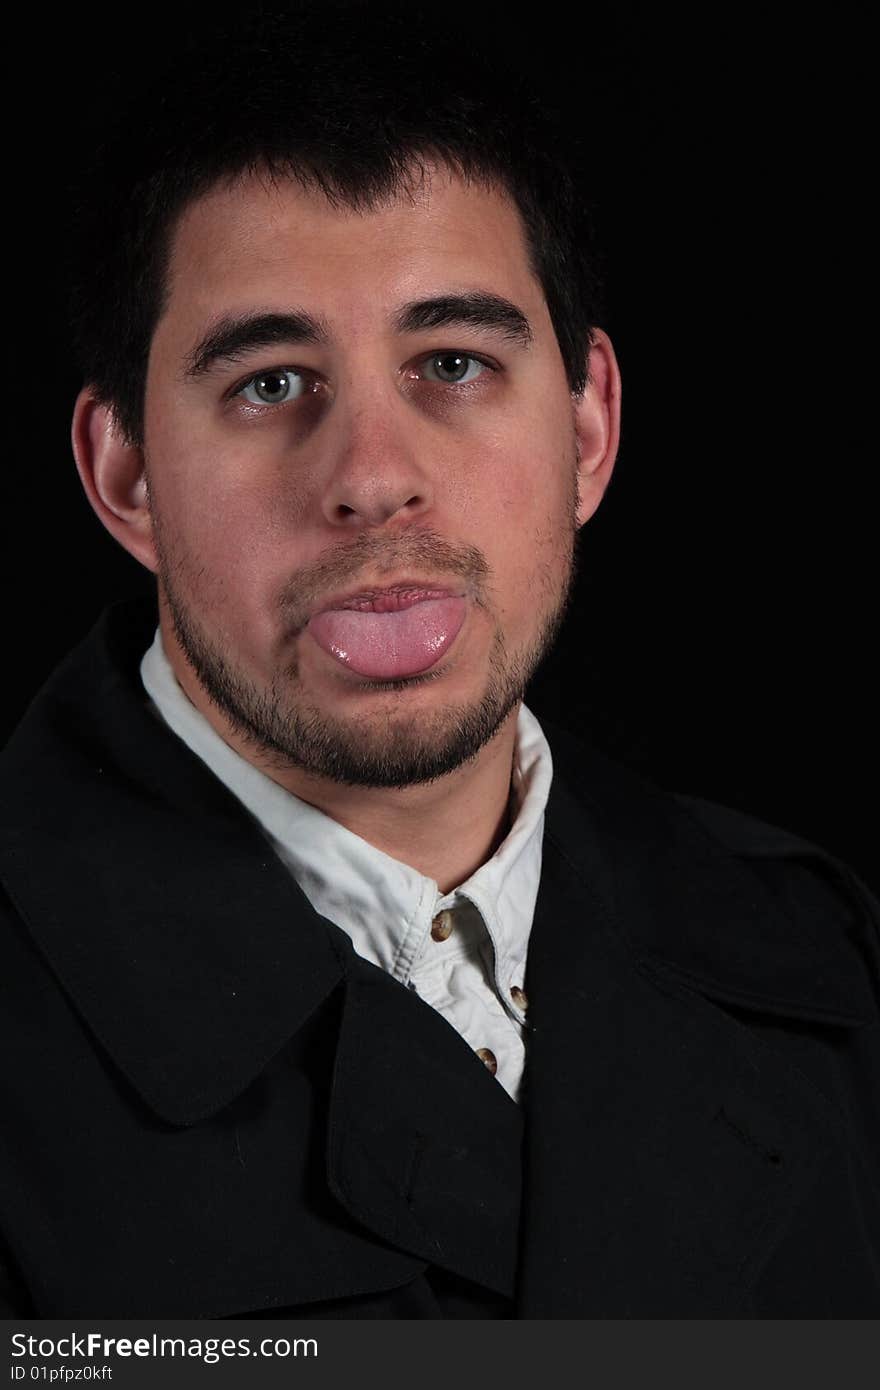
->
675 791 874 875
676 791 879 936
673 791 880 1017
544 723 879 1025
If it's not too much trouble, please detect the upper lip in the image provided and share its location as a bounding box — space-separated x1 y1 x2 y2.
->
309 579 466 618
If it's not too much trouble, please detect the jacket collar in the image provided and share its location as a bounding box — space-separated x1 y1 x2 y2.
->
2 597 346 1125
2 596 874 1138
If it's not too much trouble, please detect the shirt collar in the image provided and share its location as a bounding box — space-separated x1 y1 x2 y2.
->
140 628 552 1006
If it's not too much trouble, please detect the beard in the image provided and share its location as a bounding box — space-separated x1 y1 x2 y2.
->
152 502 578 790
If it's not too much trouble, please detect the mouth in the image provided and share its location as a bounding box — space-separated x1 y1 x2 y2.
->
305 581 468 680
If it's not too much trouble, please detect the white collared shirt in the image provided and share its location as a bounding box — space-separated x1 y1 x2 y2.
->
140 630 552 1102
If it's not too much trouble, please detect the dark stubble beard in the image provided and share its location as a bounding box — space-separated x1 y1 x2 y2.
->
151 490 578 790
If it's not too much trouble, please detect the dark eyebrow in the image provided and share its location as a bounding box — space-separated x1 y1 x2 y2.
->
393 293 533 347
183 293 532 381
183 311 328 379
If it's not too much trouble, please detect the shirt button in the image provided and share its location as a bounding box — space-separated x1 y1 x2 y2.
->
476 1047 497 1075
510 985 529 1011
431 910 453 942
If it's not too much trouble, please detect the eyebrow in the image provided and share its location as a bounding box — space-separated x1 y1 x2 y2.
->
393 292 533 346
184 311 328 379
183 291 533 380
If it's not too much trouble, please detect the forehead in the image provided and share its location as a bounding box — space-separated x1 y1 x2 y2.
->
160 165 546 335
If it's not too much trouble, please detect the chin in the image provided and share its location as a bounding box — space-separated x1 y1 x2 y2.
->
231 672 520 788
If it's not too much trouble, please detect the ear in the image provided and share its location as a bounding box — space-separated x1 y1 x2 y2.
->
71 387 159 573
572 328 622 527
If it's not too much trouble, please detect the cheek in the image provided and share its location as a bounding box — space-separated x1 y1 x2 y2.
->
146 410 315 576
147 468 295 646
480 475 575 629
481 428 576 550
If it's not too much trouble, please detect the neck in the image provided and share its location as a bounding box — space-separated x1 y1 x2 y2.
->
279 717 519 893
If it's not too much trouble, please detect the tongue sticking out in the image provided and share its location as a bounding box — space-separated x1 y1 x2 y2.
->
307 596 466 680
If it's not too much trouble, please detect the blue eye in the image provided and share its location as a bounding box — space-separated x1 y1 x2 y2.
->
240 369 306 405
420 353 487 384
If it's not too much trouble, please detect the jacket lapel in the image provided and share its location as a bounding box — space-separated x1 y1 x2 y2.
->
515 749 868 1316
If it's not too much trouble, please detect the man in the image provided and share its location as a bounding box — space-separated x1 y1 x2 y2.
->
2 12 878 1318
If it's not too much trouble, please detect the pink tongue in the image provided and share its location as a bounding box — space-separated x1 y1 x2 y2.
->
307 597 466 679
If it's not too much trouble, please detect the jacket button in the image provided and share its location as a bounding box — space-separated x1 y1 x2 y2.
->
476 1047 497 1075
431 910 453 942
510 985 528 1011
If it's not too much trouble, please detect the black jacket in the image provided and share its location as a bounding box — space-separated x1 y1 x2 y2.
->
1 599 878 1317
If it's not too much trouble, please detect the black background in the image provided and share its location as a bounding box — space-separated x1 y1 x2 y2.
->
5 5 876 888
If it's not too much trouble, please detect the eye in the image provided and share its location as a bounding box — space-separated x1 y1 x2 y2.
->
239 369 307 405
418 353 488 384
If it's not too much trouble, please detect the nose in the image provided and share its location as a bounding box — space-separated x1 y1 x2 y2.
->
319 382 434 529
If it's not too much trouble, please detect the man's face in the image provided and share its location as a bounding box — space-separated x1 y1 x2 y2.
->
141 166 587 787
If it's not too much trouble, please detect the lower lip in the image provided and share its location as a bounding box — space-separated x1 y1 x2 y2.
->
306 595 467 680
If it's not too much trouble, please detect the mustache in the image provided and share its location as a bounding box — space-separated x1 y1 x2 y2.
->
277 528 491 627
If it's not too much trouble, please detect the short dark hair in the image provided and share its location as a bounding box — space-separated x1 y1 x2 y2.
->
66 3 604 447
